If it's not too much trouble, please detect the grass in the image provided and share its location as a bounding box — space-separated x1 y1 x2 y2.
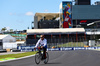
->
0 51 36 59
53 42 86 47
96 44 100 47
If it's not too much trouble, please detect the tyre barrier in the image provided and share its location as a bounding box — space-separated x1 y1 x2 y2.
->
0 49 7 53
11 49 21 52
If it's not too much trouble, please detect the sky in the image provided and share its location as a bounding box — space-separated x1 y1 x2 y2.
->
0 0 99 30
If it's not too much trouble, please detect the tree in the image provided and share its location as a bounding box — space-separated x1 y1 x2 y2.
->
10 29 13 32
1 27 7 31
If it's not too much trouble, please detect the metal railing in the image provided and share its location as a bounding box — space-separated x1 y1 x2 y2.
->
47 36 87 48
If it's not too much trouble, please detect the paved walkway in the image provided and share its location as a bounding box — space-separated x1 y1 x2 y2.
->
0 52 25 55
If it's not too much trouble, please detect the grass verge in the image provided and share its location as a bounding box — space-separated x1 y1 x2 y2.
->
57 42 85 47
0 51 36 59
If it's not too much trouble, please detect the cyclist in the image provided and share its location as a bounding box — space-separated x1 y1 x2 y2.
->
35 35 47 59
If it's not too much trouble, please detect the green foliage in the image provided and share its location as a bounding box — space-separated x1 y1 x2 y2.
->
1 27 7 31
56 42 85 47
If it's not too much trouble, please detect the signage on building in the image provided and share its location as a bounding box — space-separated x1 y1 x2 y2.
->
62 1 72 28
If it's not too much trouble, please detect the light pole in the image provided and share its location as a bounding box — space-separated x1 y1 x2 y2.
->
31 21 34 29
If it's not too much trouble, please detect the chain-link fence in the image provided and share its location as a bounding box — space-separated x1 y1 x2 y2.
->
26 34 89 48
47 36 87 48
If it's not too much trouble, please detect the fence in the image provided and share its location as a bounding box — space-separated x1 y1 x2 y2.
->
26 35 88 48
47 36 87 48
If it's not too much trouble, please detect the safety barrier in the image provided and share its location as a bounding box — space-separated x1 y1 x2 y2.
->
17 46 100 52
17 46 35 52
47 47 99 51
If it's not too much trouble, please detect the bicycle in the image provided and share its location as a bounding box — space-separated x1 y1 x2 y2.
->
34 46 49 64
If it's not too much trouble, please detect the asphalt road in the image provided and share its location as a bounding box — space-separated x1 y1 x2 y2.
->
0 50 100 66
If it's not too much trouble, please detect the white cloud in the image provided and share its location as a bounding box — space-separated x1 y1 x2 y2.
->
16 20 24 23
44 9 48 12
25 12 34 16
57 11 60 13
9 13 12 15
43 11 60 13
6 27 10 30
9 13 16 15
9 12 34 16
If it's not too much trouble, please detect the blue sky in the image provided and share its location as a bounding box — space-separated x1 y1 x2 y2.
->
0 0 98 30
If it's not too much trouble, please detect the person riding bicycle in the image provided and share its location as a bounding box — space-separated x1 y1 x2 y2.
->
35 35 47 59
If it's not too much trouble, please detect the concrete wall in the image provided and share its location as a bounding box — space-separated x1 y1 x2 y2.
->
3 43 17 49
34 16 38 29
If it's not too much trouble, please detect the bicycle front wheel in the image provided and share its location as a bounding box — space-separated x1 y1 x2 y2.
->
35 52 41 64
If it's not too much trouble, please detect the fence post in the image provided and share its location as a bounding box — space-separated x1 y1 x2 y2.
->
51 34 53 48
76 32 78 42
84 33 86 40
68 34 69 47
59 34 62 47
83 36 84 47
66 35 67 47
51 34 52 48
74 37 75 47
34 34 36 39
76 33 78 47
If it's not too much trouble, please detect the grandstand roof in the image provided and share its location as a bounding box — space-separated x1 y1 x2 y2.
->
27 28 85 34
0 35 8 39
35 13 60 21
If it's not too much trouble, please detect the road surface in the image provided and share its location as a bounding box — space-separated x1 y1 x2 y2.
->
0 50 100 66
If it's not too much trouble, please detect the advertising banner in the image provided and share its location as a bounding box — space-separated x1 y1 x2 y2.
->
17 46 35 52
62 1 72 28
47 47 99 51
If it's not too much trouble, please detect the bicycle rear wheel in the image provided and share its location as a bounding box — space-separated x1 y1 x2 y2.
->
35 52 41 64
44 52 49 64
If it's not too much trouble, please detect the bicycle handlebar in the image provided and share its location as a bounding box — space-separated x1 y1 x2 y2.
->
34 46 43 51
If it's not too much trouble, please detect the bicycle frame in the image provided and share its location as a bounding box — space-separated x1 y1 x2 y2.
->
37 47 43 58
35 46 49 64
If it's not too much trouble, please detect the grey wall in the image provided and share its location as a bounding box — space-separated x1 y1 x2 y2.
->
34 16 38 29
72 5 100 20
